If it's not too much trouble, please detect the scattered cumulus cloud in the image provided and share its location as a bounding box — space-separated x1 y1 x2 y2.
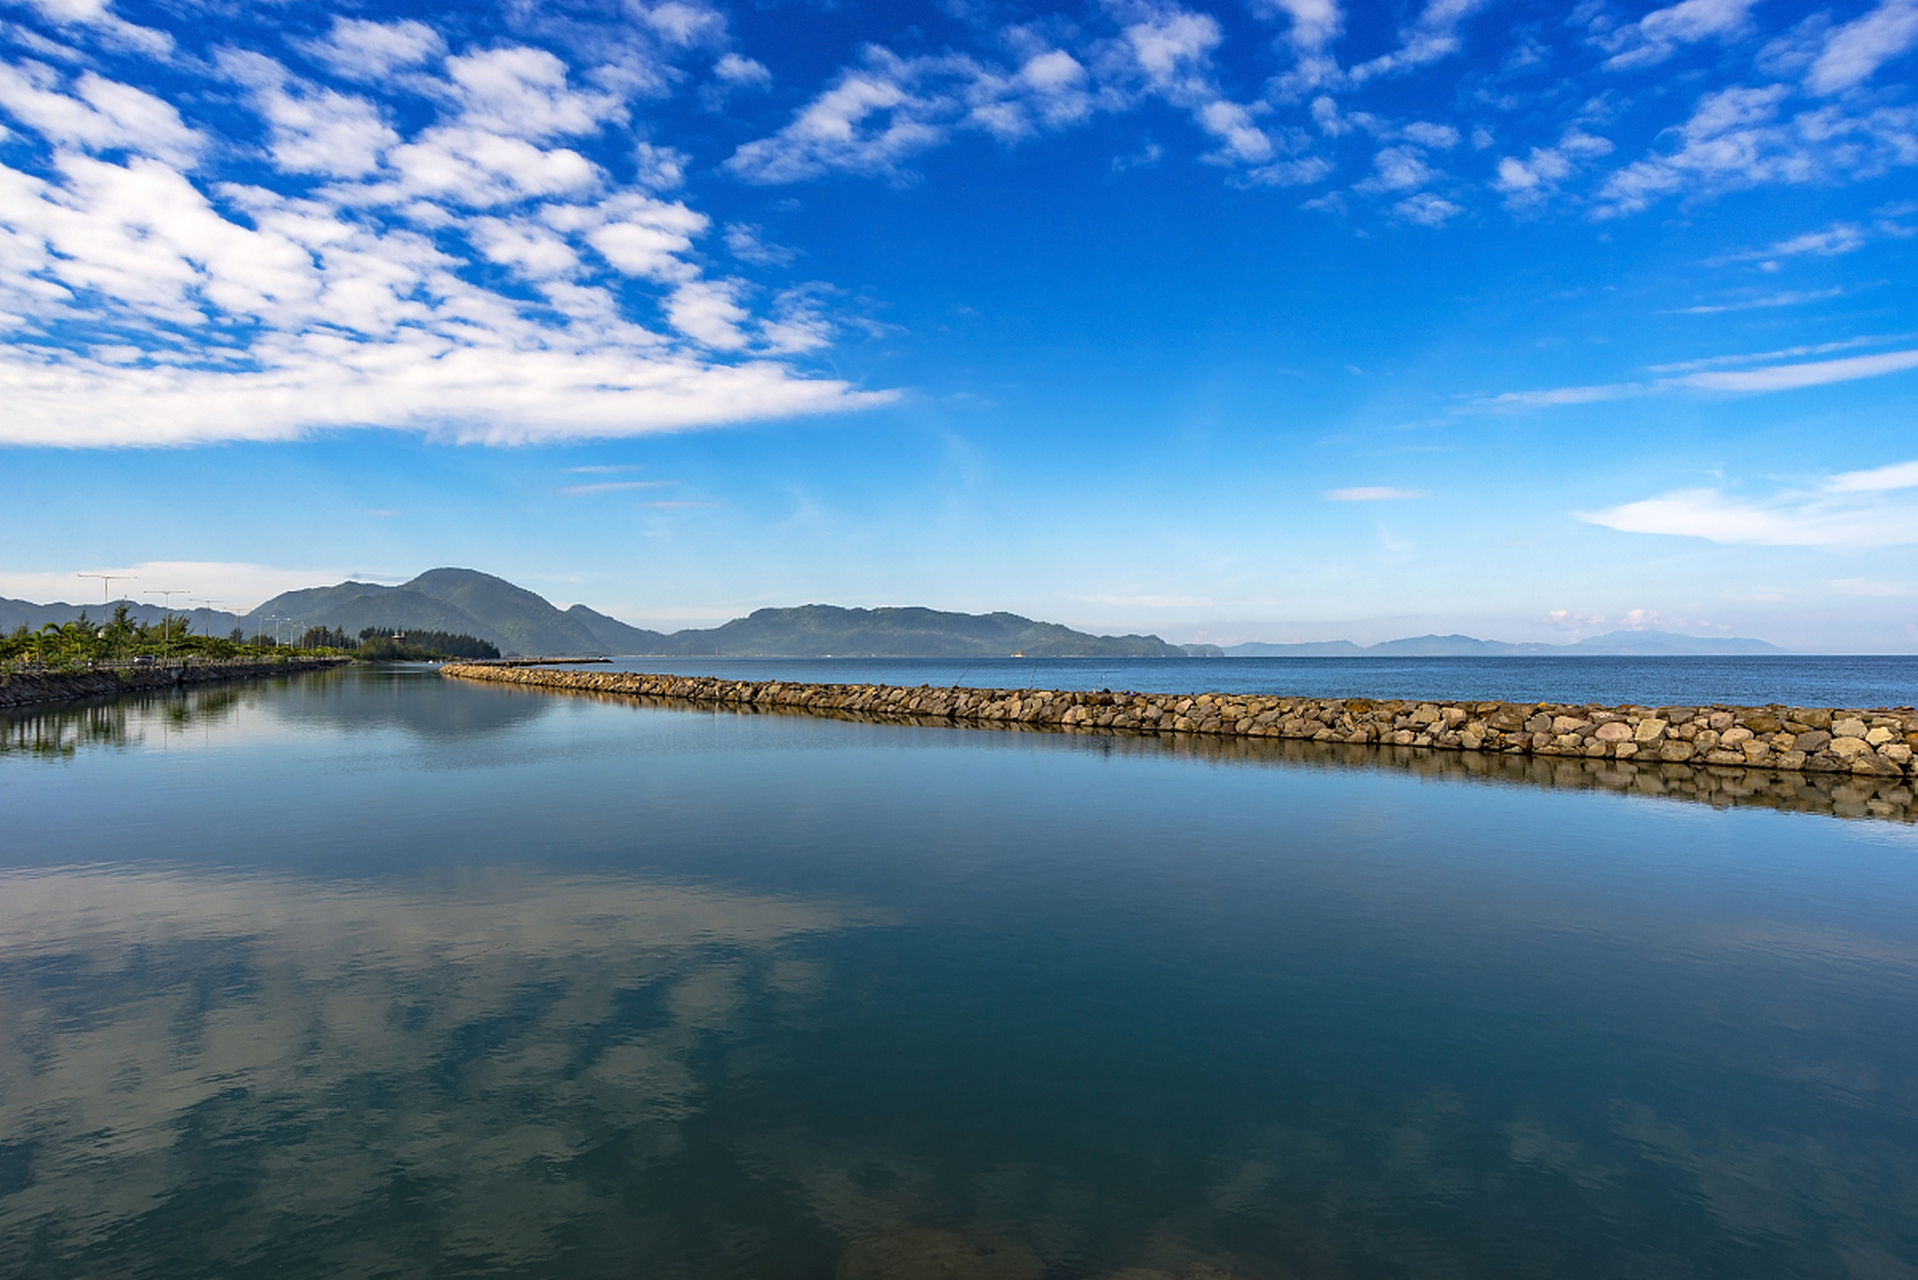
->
1805 0 1918 94
1596 84 1918 217
0 8 892 446
1597 0 1760 71
724 3 1298 185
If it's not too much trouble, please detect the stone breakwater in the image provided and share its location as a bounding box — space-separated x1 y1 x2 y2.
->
0 657 348 711
439 664 1918 780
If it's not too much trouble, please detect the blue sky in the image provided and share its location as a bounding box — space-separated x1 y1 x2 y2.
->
1 0 1915 649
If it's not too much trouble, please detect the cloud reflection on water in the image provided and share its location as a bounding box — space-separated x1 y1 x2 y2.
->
0 865 878 1276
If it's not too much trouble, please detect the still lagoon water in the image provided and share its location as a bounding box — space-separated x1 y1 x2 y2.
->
3 665 1917 1278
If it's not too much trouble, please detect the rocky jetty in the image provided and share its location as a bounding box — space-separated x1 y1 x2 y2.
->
440 664 1918 780
0 657 348 710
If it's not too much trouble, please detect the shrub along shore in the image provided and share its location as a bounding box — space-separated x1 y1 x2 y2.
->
441 663 1918 780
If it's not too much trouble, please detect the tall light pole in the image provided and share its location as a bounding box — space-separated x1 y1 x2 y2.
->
196 599 225 650
77 573 135 612
146 589 187 661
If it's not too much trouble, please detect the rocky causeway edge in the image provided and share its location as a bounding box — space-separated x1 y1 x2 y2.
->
0 657 349 710
441 664 1918 780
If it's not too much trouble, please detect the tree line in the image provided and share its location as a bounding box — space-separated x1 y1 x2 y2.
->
2 604 498 671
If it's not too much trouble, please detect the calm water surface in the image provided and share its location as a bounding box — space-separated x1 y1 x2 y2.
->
2 667 1916 1279
592 655 1918 709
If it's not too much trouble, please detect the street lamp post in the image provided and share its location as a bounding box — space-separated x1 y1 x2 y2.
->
145 589 187 661
77 573 136 614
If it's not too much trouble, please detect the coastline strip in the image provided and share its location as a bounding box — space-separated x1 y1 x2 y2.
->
0 657 349 711
439 664 1918 781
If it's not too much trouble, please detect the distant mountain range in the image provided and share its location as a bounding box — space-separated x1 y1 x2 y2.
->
248 570 1190 657
1225 631 1786 657
4 569 1789 658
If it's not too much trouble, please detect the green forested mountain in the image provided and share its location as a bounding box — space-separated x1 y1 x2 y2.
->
675 606 1186 657
244 570 666 656
244 571 1184 657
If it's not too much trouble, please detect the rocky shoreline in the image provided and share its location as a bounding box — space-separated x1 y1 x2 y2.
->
440 664 1918 780
0 657 349 710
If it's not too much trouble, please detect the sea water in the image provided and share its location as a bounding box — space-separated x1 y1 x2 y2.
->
589 654 1918 709
1 665 1915 1278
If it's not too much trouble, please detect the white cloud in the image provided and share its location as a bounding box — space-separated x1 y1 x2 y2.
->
1667 286 1845 313
1393 192 1461 225
1597 84 1918 216
1477 382 1647 409
723 222 796 266
725 4 1291 185
1806 0 1918 94
220 52 396 179
1710 220 1873 263
363 127 602 208
713 52 771 87
631 141 690 190
0 342 891 446
1827 458 1918 492
1325 486 1424 500
1649 334 1913 371
1401 120 1460 148
580 196 707 280
1579 477 1918 548
1348 0 1493 83
0 63 201 166
1355 145 1436 192
0 25 895 448
1476 345 1918 410
470 216 580 278
724 48 955 184
1259 0 1344 95
296 18 445 81
560 480 673 494
758 285 836 354
18 0 170 56
442 47 623 141
1600 0 1760 70
1682 346 1918 390
664 279 751 349
1491 128 1612 211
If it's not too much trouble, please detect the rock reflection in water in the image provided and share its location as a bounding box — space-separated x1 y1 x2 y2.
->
566 691 1918 824
0 866 876 1277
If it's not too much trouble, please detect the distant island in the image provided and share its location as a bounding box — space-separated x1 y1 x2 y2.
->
4 568 1788 659
1224 631 1786 658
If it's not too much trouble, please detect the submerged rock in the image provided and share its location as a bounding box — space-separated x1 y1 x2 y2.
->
837 1227 1045 1280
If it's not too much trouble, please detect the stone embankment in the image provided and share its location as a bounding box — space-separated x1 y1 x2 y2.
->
0 657 348 710
439 664 1918 780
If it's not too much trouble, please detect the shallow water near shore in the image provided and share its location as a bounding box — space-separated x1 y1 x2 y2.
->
3 666 1917 1279
590 654 1918 710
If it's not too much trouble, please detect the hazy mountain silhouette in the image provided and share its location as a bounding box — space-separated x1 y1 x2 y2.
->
1224 630 1785 657
10 570 1789 659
